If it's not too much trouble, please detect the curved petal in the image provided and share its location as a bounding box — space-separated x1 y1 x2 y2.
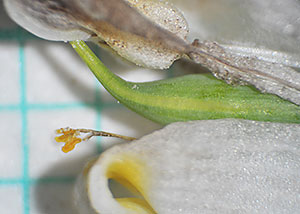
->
74 119 300 213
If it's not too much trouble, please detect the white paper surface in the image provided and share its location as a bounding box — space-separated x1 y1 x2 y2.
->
0 3 163 214
1 1 300 213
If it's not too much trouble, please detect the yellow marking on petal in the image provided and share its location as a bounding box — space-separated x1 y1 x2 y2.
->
116 198 155 214
106 155 156 214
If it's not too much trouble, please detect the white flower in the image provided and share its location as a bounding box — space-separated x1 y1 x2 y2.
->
74 119 300 214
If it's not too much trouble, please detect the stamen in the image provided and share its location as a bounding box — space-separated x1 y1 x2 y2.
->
55 127 136 153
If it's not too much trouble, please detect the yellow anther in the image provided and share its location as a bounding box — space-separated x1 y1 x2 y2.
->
55 128 82 153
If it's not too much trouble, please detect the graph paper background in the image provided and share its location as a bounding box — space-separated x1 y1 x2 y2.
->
0 2 169 213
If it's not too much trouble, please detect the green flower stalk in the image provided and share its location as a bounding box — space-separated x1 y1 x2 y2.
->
71 40 300 125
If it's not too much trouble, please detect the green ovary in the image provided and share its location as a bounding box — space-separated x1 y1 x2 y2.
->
71 40 300 125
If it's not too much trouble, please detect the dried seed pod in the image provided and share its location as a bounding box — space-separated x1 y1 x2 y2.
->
74 120 300 214
4 0 189 69
88 0 189 69
4 0 300 104
3 0 92 41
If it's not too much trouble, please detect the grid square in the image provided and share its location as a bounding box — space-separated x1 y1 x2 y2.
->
0 112 22 178
100 107 162 150
25 41 96 104
30 183 74 214
0 42 20 104
28 108 98 178
0 186 23 214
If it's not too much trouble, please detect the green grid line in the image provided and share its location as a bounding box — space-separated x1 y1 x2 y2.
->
0 27 102 214
0 102 120 111
0 178 23 185
0 176 76 186
0 26 167 213
27 102 119 110
0 28 37 41
18 32 30 214
0 27 118 213
0 104 20 111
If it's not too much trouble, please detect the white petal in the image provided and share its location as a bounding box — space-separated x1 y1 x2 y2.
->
74 119 300 213
170 0 300 63
3 0 91 41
